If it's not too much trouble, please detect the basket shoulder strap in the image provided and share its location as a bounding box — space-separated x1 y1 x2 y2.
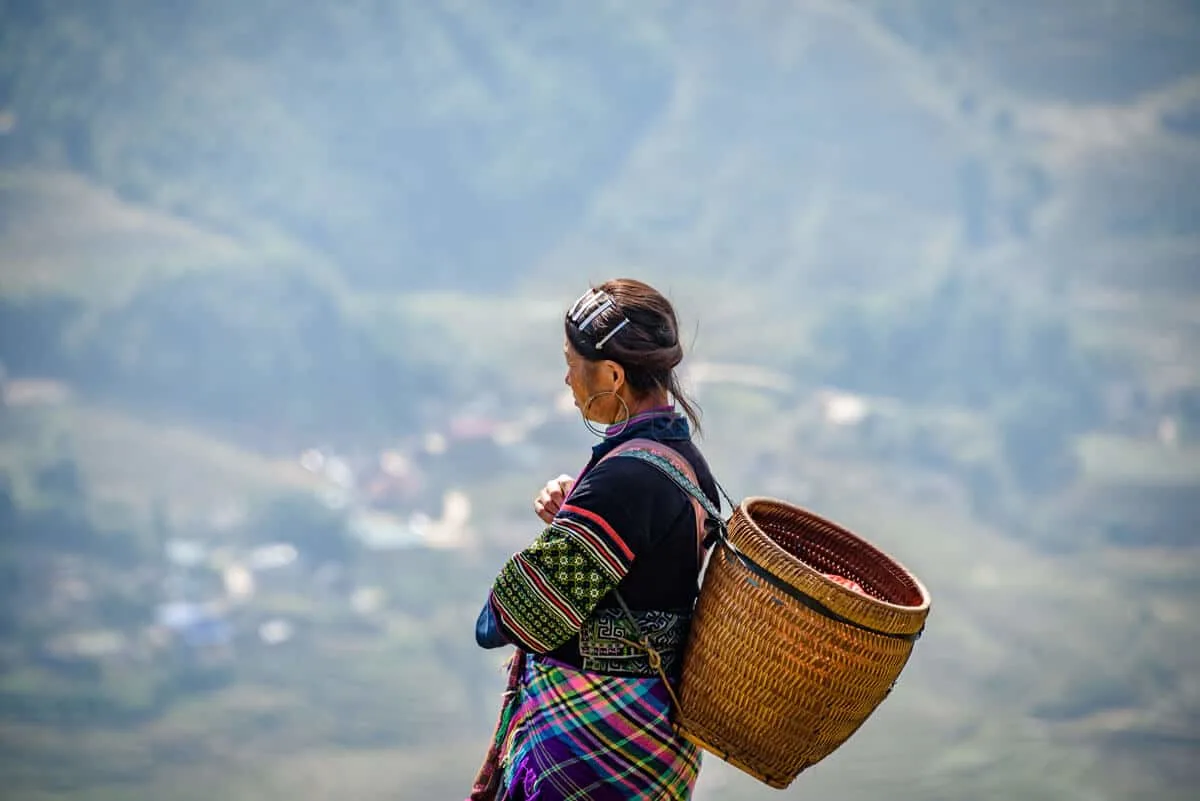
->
599 438 722 522
594 439 722 707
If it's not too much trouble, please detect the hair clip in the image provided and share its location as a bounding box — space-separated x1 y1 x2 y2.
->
567 288 631 350
593 318 630 350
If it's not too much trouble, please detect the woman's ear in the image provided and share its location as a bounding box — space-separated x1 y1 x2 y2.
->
607 360 625 392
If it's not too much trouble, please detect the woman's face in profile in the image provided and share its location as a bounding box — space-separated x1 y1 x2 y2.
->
564 336 625 421
563 337 592 409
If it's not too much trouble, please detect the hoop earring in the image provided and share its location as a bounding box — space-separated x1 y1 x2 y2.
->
581 391 631 439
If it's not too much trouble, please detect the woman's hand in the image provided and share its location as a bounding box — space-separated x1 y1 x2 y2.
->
534 474 575 524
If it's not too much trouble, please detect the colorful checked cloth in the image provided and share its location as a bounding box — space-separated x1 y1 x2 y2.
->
496 657 701 800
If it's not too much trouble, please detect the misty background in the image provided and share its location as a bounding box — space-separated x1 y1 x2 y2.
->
0 1 1197 799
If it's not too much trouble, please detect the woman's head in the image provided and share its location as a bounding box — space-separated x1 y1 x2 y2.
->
563 278 701 433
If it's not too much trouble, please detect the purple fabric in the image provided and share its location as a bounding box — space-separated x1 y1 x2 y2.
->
495 658 700 800
603 404 679 437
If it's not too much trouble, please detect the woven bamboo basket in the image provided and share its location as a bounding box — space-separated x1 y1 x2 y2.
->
674 496 930 789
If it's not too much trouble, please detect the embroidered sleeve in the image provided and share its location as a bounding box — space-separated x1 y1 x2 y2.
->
488 460 653 653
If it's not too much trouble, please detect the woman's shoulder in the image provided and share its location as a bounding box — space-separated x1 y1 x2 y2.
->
581 447 679 491
564 448 686 514
583 439 717 508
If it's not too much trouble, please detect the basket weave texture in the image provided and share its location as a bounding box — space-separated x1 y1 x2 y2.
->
675 496 930 789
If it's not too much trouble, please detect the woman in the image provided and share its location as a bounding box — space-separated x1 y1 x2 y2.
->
469 278 721 801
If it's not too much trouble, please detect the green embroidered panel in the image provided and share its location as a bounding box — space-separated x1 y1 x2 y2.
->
527 522 623 607
491 520 630 652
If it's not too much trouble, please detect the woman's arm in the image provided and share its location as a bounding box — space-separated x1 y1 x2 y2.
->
483 459 655 654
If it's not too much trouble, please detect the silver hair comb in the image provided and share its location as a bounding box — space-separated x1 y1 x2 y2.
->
567 288 631 350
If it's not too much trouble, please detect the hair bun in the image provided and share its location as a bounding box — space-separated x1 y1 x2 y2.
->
661 342 684 370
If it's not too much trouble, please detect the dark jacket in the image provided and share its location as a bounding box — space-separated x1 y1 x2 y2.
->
476 408 719 674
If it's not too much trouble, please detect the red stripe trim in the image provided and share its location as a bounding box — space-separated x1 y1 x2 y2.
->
559 504 632 560
553 519 626 575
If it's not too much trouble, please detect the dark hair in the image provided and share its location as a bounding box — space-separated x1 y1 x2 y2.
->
565 278 703 435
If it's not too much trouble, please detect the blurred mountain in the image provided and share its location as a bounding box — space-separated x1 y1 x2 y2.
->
1 0 1197 292
0 0 1195 438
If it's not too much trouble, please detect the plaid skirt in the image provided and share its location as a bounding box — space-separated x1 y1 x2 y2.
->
497 657 701 800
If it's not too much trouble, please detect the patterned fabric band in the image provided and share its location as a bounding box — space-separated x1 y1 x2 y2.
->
577 606 691 676
490 503 637 654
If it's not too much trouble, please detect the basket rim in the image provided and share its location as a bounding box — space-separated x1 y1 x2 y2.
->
734 495 932 614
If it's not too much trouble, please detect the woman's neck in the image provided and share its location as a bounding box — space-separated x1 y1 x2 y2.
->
623 392 672 420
